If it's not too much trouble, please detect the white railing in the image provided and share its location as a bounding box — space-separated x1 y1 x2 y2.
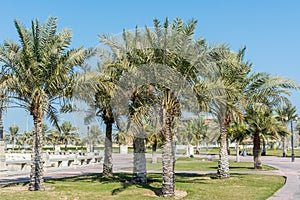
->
4 151 103 172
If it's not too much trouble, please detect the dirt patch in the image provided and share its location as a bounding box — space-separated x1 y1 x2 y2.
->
174 189 188 199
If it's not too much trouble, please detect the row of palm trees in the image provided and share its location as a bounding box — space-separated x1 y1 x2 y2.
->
3 122 80 152
0 16 298 197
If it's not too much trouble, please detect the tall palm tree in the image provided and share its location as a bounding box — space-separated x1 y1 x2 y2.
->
207 45 251 178
119 18 208 196
8 124 19 151
74 65 117 177
99 17 211 196
1 17 86 190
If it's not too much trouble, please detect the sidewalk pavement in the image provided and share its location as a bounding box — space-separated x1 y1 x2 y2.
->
230 155 300 200
0 153 299 200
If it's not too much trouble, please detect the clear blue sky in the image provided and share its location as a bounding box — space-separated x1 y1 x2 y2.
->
1 0 300 133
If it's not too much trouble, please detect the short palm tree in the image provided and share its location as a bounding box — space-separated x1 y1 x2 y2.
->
8 124 19 151
243 73 298 169
45 129 61 151
59 121 79 151
245 104 288 168
87 124 104 152
275 104 297 157
1 17 86 190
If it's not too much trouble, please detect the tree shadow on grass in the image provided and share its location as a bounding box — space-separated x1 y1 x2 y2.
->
175 172 217 183
111 181 161 196
111 174 161 196
49 173 132 183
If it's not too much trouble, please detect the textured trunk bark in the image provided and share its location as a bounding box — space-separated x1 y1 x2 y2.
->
236 141 240 162
261 138 266 156
161 110 175 197
282 137 287 157
0 111 3 141
29 114 45 191
217 120 230 178
152 139 157 163
103 120 113 176
64 143 68 152
132 137 147 184
253 132 262 169
226 134 230 155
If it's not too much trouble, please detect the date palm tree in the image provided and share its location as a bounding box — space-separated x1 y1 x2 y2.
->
76 60 118 176
59 121 79 151
245 104 288 169
45 129 61 151
243 73 298 169
1 17 86 190
207 45 251 178
8 124 19 151
275 104 297 157
117 18 209 196
99 17 213 196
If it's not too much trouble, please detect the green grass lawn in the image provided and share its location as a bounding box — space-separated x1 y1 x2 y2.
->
0 173 284 200
122 157 276 171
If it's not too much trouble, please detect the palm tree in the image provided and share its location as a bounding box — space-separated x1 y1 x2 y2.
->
182 117 208 155
0 41 19 142
21 131 33 150
243 73 298 169
228 121 248 162
74 66 117 177
59 121 79 151
276 104 297 157
121 18 208 196
99 17 211 196
88 124 104 152
8 124 19 151
45 129 61 151
245 104 288 169
1 17 86 190
207 45 251 178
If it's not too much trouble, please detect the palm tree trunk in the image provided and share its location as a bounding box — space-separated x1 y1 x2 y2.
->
152 138 157 163
217 120 230 178
262 138 266 156
132 136 147 184
161 110 175 197
65 143 67 152
253 132 262 169
226 134 230 155
236 141 240 162
29 114 45 191
12 136 15 152
0 111 3 141
103 119 113 177
282 137 287 157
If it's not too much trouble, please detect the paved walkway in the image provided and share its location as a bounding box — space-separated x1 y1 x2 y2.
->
230 155 300 200
0 154 299 200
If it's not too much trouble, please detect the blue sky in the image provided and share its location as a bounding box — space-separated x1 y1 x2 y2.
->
1 0 300 133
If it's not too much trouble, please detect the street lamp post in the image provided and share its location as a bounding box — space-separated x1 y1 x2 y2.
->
285 116 298 162
291 120 295 162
